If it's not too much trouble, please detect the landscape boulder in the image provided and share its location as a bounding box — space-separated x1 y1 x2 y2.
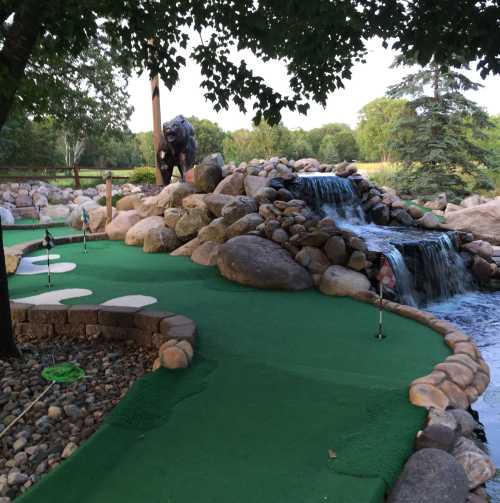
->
452 437 496 489
156 182 196 209
225 213 263 240
387 448 469 503
221 196 258 225
143 227 180 253
244 175 270 197
105 210 142 240
217 235 313 290
191 240 221 266
442 200 500 244
198 218 227 243
89 206 117 233
204 193 236 217
319 265 371 296
125 216 165 246
213 172 245 195
175 208 211 241
116 194 141 211
295 247 330 274
0 207 15 225
193 153 224 193
418 212 441 230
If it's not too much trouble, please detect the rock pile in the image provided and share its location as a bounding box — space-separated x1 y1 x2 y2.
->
0 181 141 226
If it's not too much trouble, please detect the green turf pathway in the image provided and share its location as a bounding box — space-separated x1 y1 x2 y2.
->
2 225 82 247
7 240 449 503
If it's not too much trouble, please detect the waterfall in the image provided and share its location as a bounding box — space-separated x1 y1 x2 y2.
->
288 174 473 306
292 174 367 223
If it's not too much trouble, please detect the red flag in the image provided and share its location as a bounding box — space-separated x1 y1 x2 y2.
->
377 256 396 289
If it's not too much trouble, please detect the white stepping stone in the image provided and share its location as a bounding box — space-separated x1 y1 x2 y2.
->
101 295 158 308
14 289 93 305
16 255 77 275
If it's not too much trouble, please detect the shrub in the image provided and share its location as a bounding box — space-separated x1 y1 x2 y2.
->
129 166 156 184
97 194 123 207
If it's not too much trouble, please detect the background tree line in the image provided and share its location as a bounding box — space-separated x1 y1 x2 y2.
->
2 102 499 170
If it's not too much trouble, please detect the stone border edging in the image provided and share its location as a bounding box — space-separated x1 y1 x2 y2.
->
2 221 68 231
350 290 491 411
4 232 108 274
10 302 197 370
349 290 495 498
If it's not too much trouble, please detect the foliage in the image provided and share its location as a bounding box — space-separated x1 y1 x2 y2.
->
97 193 124 207
356 98 410 161
135 132 156 167
308 123 359 161
318 135 339 163
3 1 500 135
387 57 494 198
129 166 156 185
478 115 500 170
187 117 227 163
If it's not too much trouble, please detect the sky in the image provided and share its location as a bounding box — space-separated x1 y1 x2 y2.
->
128 38 500 134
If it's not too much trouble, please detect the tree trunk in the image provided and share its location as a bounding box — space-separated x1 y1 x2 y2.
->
0 0 44 132
0 215 20 357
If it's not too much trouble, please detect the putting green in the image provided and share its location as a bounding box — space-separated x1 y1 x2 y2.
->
2 225 82 247
8 240 449 503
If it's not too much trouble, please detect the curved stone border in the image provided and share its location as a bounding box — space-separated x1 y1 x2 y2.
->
2 221 68 231
350 291 491 412
10 302 197 370
349 290 495 498
4 232 107 274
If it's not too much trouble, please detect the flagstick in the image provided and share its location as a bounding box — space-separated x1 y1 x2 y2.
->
377 281 385 340
83 226 87 254
47 248 51 288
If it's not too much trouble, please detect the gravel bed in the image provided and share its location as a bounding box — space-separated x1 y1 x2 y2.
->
0 338 156 501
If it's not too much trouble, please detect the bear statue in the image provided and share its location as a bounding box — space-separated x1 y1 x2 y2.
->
157 115 197 185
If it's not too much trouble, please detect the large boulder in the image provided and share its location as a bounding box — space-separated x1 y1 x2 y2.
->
105 210 142 240
418 212 441 230
170 237 201 257
204 193 236 217
164 207 186 229
42 204 71 219
116 194 142 211
387 448 469 503
156 182 196 209
213 172 245 195
319 265 371 296
198 218 227 243
225 213 263 240
174 208 211 241
193 153 224 193
89 206 117 233
452 437 496 490
323 236 347 265
442 199 500 244
461 194 487 208
135 195 163 218
295 247 330 274
143 227 180 253
0 207 15 225
191 240 221 266
125 216 165 246
221 196 258 225
244 175 270 197
217 235 313 290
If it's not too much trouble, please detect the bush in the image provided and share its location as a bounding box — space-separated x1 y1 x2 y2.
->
97 193 123 207
129 166 156 184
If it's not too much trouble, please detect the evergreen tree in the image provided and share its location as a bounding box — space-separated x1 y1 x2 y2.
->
387 57 493 197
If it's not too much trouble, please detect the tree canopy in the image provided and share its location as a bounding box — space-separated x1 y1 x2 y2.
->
356 97 409 162
2 1 500 134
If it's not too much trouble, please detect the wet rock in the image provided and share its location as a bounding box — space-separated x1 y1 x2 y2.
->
452 437 496 489
387 448 469 503
449 410 479 437
324 236 347 265
415 424 457 452
370 203 390 225
347 251 366 271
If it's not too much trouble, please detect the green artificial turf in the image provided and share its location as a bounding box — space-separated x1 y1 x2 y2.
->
2 225 82 247
8 241 450 503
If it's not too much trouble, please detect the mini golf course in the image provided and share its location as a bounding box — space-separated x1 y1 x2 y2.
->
5 232 450 503
3 225 82 248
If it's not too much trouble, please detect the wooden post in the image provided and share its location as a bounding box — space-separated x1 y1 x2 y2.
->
104 170 113 224
73 165 81 189
0 214 19 357
150 74 163 186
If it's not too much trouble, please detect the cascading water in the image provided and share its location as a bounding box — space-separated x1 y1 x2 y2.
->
289 174 473 306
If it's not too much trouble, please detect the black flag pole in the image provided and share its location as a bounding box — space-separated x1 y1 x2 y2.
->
43 229 55 288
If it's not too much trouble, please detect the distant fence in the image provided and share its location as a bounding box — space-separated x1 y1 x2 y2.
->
0 165 132 188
